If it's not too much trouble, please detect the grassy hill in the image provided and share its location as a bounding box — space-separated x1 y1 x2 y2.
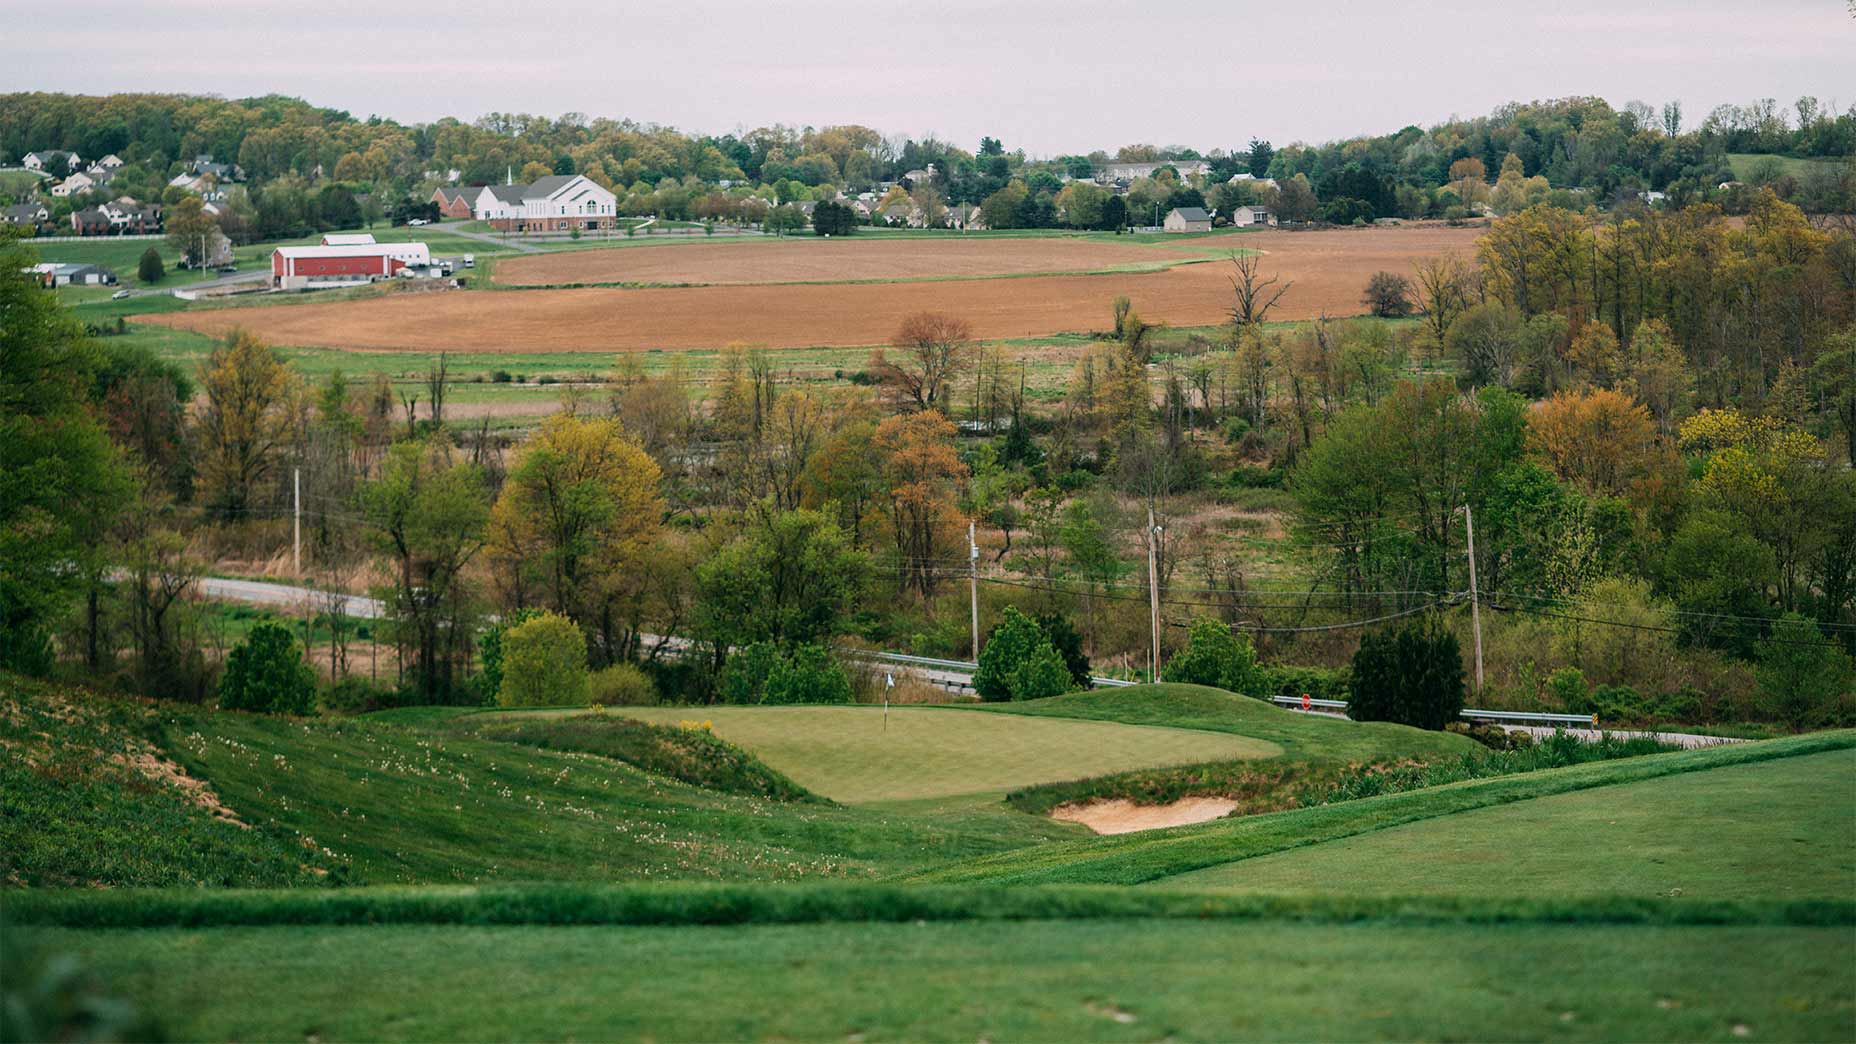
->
1162 747 1856 899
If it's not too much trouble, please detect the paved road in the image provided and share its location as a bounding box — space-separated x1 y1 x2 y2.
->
198 576 380 619
432 221 541 254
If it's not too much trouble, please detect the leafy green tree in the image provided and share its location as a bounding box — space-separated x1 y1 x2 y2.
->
1161 618 1260 694
0 248 133 674
695 509 866 654
136 247 164 284
719 641 781 704
1348 621 1465 730
812 200 857 236
974 607 1072 701
475 607 539 704
1034 613 1092 687
1661 511 1776 655
1755 614 1854 730
218 621 315 714
496 611 588 706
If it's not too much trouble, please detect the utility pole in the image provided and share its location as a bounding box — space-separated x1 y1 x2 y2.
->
968 521 980 660
1459 504 1484 692
1147 508 1162 682
292 467 302 577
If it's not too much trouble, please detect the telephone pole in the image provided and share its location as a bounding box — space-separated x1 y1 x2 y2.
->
969 520 980 660
1147 508 1162 682
1459 504 1484 692
292 467 302 577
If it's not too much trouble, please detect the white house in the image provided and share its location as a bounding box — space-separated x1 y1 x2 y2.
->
1228 173 1279 189
88 154 125 173
50 172 96 197
474 174 618 233
1228 205 1276 228
1163 206 1213 233
1101 159 1211 183
22 150 81 172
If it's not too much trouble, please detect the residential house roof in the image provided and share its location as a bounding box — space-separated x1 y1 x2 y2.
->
1168 206 1211 222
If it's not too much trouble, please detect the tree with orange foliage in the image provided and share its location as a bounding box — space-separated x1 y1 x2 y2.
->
866 312 972 413
1527 389 1664 498
872 410 967 596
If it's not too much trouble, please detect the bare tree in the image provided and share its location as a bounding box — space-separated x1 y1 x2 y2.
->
315 584 355 680
1227 253 1292 328
425 352 450 428
1412 254 1471 358
866 312 973 412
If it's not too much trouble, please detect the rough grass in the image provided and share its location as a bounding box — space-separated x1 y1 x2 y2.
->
590 704 1279 803
0 674 338 887
909 730 1856 885
470 713 820 803
17 919 1853 1042
1163 747 1856 900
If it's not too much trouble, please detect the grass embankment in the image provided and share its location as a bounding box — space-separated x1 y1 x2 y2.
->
603 703 1277 803
0 676 339 887
1164 747 1856 899
910 730 1856 885
14 918 1851 1042
978 684 1476 814
470 713 820 803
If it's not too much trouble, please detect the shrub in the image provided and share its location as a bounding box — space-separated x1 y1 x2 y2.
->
1361 270 1412 317
1252 664 1349 702
588 663 657 706
322 676 400 715
1589 684 1648 724
1161 618 1260 694
1034 613 1093 688
1227 464 1284 489
476 608 539 704
762 644 853 705
218 622 315 714
1221 417 1251 445
1348 621 1465 730
974 607 1073 701
496 611 588 706
1546 666 1589 711
719 642 781 704
136 247 164 283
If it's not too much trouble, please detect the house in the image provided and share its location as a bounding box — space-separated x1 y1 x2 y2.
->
271 242 431 290
169 171 222 197
473 174 618 233
51 172 97 197
900 166 936 185
1228 205 1276 228
202 199 235 218
24 262 116 287
430 186 475 220
878 202 914 226
70 199 161 235
945 203 986 230
1163 206 1213 233
2 203 50 229
1228 173 1279 189
1100 160 1211 183
22 150 81 172
322 233 377 246
188 155 239 180
1638 190 1667 205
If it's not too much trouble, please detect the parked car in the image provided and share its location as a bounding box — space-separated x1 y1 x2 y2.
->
408 218 430 226
462 254 475 267
216 265 237 273
111 289 131 299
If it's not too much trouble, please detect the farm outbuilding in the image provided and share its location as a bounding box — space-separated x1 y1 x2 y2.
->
271 242 431 290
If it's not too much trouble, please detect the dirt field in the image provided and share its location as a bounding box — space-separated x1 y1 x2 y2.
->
497 236 1193 285
145 225 1485 353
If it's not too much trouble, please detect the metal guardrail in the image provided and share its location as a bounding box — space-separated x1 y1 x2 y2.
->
859 650 1136 688
1269 695 1598 727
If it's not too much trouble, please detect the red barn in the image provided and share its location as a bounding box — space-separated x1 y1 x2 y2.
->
271 243 431 290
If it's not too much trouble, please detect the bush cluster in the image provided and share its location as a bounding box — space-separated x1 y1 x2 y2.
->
973 608 1073 702
1348 621 1464 730
1161 618 1260 694
218 622 314 715
720 642 853 705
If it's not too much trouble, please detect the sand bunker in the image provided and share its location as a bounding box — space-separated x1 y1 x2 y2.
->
1051 796 1240 835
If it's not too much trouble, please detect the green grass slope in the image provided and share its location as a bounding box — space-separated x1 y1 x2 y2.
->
0 675 337 887
1164 747 1856 899
470 713 821 803
596 704 1278 803
908 731 1856 886
17 919 1852 1042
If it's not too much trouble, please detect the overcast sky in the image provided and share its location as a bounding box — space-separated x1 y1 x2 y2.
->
11 0 1854 155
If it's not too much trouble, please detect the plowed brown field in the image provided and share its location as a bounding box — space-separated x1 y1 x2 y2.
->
497 236 1191 285
145 225 1483 353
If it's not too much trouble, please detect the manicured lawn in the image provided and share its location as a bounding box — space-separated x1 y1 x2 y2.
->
1726 152 1845 181
21 919 1852 1041
153 705 1076 885
521 704 1278 803
910 731 1856 885
1163 748 1856 899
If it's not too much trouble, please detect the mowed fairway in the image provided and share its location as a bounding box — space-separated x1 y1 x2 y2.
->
611 705 1279 803
496 235 1193 285
1160 747 1856 898
141 224 1485 353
